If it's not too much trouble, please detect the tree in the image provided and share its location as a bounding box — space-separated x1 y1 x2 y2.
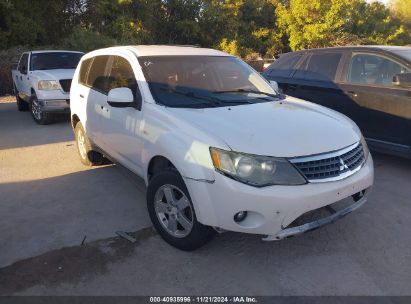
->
390 0 411 23
276 0 411 51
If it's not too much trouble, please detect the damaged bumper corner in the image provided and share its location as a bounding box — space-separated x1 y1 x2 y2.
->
262 192 369 241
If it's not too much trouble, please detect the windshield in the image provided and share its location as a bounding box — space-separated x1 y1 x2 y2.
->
30 52 83 71
138 55 281 108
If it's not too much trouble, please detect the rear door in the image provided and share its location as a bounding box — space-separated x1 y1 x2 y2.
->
286 51 349 115
338 51 411 150
15 53 30 99
81 55 111 145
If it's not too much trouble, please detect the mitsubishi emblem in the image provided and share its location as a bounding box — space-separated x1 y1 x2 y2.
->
339 157 349 171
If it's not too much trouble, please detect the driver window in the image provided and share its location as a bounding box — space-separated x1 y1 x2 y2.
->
348 53 409 87
108 56 140 101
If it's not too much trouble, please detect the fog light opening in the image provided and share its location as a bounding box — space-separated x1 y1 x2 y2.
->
352 190 366 202
234 211 248 223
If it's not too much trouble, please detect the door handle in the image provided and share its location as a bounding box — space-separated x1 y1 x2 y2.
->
79 94 84 98
346 91 358 98
288 84 298 91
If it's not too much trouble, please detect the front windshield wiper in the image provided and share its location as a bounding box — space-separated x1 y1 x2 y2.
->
160 88 223 107
213 89 281 99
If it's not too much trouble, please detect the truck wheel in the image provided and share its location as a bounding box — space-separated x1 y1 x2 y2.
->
29 93 52 125
15 91 29 111
74 122 103 166
147 169 215 251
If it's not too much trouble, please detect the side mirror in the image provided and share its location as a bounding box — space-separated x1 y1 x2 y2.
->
393 73 411 89
269 80 282 93
107 87 135 108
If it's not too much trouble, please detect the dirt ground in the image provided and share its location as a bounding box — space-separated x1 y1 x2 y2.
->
1 100 411 296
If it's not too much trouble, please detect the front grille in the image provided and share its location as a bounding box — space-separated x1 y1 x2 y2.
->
59 79 72 93
291 142 365 182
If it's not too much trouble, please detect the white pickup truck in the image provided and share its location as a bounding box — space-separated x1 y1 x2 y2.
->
12 50 83 124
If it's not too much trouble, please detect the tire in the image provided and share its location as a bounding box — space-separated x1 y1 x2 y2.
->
147 169 215 251
29 92 53 125
74 122 104 166
17 95 29 111
16 92 29 111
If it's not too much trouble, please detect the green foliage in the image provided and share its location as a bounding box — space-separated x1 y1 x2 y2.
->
277 0 411 51
391 0 411 23
1 0 411 56
62 27 117 53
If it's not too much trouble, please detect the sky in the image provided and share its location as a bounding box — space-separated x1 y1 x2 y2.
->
367 0 390 5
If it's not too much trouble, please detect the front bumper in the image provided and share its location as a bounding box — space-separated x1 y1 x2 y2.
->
262 191 368 241
37 90 70 113
38 99 70 113
184 155 374 237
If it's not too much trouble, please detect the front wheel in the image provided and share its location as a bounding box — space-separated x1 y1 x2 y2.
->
29 93 52 125
147 170 215 251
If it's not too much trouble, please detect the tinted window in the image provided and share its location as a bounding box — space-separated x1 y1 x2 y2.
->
18 53 29 74
107 56 140 101
87 55 110 94
348 53 410 86
266 53 302 77
79 58 92 85
304 52 342 81
30 52 83 70
139 56 279 108
392 50 411 62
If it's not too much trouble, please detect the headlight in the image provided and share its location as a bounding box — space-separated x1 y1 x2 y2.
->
38 80 60 90
210 148 306 187
360 135 369 160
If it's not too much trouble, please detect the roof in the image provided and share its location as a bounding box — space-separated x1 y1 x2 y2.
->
128 45 230 57
30 50 84 54
286 45 411 54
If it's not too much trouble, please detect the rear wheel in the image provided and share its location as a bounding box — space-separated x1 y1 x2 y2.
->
147 170 215 251
74 122 103 166
15 88 28 111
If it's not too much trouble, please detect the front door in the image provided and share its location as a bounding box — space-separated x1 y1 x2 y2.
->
338 52 411 149
98 55 145 175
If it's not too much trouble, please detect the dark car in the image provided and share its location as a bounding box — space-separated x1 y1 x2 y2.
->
263 46 411 158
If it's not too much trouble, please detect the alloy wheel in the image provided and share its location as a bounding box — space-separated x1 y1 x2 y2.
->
31 97 42 120
154 184 194 238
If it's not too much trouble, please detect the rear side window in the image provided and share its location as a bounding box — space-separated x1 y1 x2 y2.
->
79 58 93 85
86 55 110 94
107 56 141 101
303 52 342 81
265 53 302 77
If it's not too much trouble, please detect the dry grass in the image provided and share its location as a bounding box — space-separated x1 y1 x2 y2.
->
0 95 15 103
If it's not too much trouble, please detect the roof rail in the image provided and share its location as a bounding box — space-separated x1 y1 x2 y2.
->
158 44 201 48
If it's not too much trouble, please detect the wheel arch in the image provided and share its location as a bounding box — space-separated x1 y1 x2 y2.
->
147 155 177 182
71 114 80 129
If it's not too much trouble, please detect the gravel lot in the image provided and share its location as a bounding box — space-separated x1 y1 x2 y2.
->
1 100 410 296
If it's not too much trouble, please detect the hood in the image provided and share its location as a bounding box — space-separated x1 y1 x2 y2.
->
31 69 76 80
167 96 361 158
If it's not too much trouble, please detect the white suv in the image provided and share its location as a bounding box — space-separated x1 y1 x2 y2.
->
70 46 374 250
